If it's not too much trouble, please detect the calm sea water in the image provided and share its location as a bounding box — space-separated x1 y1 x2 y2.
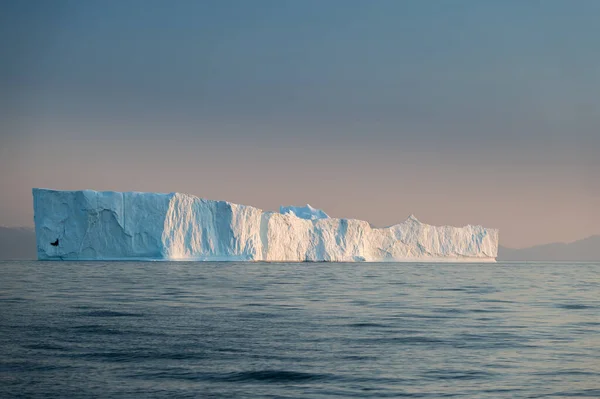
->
1 261 599 398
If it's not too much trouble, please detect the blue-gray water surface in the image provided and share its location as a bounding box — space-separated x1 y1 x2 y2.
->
1 261 599 398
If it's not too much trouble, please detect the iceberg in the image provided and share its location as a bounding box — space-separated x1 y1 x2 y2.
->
33 188 498 262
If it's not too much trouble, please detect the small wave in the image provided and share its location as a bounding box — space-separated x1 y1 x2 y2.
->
469 308 506 313
352 336 447 345
0 297 31 303
237 311 281 319
555 304 594 310
66 350 207 362
452 333 537 349
69 324 156 336
0 361 73 372
340 355 379 361
221 370 330 383
393 313 453 319
423 369 495 380
533 388 600 397
434 307 469 314
70 325 125 335
79 310 145 317
575 321 600 326
481 299 514 303
22 343 68 351
347 322 390 328
214 347 246 353
129 369 331 383
532 370 599 377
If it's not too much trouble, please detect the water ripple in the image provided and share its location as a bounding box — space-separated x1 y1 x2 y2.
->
1 260 599 399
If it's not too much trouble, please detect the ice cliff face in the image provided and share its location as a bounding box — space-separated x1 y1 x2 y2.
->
33 189 499 262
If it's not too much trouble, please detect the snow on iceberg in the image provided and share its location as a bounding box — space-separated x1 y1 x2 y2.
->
33 188 499 262
279 204 329 220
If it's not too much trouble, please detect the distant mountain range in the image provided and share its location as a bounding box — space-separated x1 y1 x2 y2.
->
498 235 600 262
0 226 599 261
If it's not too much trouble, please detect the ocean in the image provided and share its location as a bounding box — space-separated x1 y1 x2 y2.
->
1 261 598 398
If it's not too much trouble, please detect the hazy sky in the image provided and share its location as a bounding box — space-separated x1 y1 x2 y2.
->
1 0 599 248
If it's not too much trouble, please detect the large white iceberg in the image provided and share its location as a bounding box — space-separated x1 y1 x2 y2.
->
33 189 498 262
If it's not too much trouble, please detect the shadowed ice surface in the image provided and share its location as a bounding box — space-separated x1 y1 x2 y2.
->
0 261 599 398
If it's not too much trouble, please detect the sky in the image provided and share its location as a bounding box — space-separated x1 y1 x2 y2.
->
1 0 599 248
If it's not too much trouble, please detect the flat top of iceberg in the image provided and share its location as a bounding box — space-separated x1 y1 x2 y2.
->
279 204 330 220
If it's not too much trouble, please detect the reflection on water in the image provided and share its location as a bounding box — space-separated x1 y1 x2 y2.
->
1 261 599 398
